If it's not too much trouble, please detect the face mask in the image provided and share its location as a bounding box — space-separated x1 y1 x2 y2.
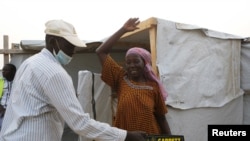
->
53 40 72 65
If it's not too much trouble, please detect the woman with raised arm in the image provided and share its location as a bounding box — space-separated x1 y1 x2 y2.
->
96 17 171 135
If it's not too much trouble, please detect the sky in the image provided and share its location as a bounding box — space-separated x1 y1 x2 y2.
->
0 0 250 67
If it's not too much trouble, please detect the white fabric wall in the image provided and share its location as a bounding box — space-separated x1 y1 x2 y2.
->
243 94 250 124
241 41 250 90
77 70 112 124
156 18 244 109
240 41 250 124
167 96 243 141
77 70 113 141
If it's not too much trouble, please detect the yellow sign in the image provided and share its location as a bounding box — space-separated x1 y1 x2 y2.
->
146 135 184 141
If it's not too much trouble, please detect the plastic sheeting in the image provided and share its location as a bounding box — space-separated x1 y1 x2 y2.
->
156 18 244 109
77 70 112 124
243 93 250 124
240 41 250 90
240 41 250 125
167 95 243 141
77 70 113 141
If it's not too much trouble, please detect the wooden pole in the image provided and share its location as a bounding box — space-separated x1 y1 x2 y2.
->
3 35 9 64
149 25 158 77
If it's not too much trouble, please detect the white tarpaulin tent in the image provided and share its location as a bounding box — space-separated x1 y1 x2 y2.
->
8 17 250 141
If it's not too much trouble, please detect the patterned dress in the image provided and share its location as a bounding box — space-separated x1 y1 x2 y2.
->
101 55 168 134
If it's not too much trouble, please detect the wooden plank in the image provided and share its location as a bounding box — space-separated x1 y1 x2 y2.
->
0 49 39 54
149 25 158 76
3 35 9 64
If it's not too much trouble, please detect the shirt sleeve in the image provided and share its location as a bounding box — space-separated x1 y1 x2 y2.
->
101 55 124 90
44 71 127 141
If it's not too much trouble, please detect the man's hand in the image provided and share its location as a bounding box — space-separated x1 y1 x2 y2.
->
125 131 147 141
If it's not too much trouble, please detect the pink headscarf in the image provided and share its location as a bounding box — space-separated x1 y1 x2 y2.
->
125 47 168 100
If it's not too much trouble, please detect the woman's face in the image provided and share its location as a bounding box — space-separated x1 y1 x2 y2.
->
125 53 145 81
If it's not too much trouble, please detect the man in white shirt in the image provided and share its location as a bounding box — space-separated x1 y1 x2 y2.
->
0 20 146 141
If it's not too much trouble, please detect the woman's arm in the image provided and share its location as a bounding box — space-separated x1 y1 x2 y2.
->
95 18 140 66
155 114 172 135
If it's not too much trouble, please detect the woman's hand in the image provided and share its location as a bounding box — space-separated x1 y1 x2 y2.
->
122 18 140 32
125 131 147 141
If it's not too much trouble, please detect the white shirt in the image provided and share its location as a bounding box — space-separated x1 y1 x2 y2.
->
0 48 126 141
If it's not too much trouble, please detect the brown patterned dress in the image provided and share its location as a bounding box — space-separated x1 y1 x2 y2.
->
101 55 167 134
